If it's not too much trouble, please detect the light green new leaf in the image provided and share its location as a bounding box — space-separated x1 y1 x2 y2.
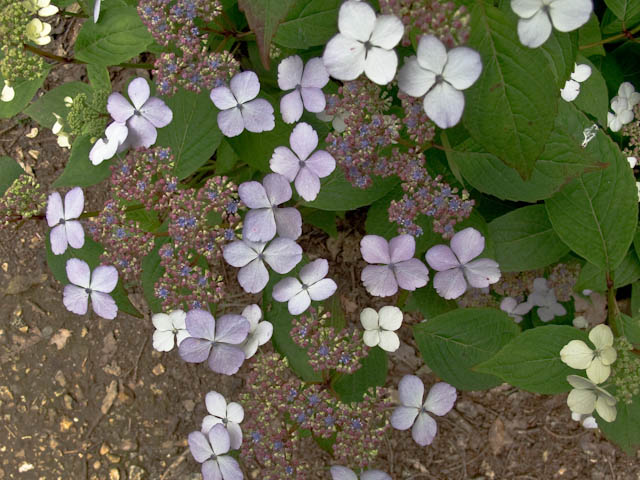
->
24 82 92 128
413 308 520 391
156 88 222 179
597 392 640 454
273 0 341 49
475 325 588 394
74 6 154 65
52 135 114 188
545 138 637 273
0 157 24 197
464 3 558 178
0 66 51 119
488 204 569 272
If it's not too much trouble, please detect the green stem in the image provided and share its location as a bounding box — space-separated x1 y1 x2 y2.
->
580 24 640 50
606 272 620 337
24 44 154 69
60 10 88 18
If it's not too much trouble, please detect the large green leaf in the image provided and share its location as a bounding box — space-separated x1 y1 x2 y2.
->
598 393 640 454
405 286 457 321
332 347 387 403
475 325 588 394
52 135 114 188
156 88 222 179
226 115 292 172
619 313 640 345
74 5 154 65
24 82 92 128
413 308 520 391
488 204 569 272
576 250 640 292
0 157 24 196
539 30 578 87
303 169 399 211
273 0 341 49
0 66 51 119
238 0 296 69
45 234 141 318
449 102 614 202
578 14 606 57
464 3 558 178
572 56 609 126
545 139 637 272
605 0 640 23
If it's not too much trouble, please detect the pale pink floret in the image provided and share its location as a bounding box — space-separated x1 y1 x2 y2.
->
278 55 329 124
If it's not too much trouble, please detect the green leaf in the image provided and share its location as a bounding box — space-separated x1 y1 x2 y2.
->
575 250 640 292
86 64 111 91
578 14 606 57
302 169 399 211
605 0 640 23
545 140 637 272
332 347 387 403
632 282 640 317
215 140 239 175
405 286 457 321
0 66 51 119
226 115 292 172
74 5 154 66
619 313 640 345
464 3 558 178
45 234 141 318
488 204 569 272
300 208 338 237
263 277 321 383
539 30 578 87
413 308 520 391
238 0 296 69
141 238 169 314
0 157 24 196
364 185 403 239
156 88 222 179
449 102 614 203
572 56 609 126
52 135 113 188
475 325 588 394
24 82 92 128
273 0 341 49
597 393 640 454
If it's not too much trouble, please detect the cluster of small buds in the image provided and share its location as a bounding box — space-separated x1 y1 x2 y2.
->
0 174 47 228
379 0 471 48
611 336 640 404
332 388 392 469
457 287 499 308
324 79 401 188
622 105 640 159
547 263 581 302
387 149 473 239
398 92 436 145
0 0 48 85
65 90 110 141
291 308 367 374
492 269 543 297
88 200 155 282
153 46 240 96
110 147 178 211
285 383 339 439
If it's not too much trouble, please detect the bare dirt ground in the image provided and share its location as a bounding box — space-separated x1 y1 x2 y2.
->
1 17 640 480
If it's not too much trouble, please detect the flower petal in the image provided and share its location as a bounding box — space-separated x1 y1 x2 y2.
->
217 456 243 480
208 343 245 375
378 330 400 352
223 239 259 268
338 0 375 42
207 423 231 456
362 265 398 297
549 0 592 33
390 405 419 430
241 98 275 133
273 277 303 302
330 466 358 480
288 290 312 315
560 79 580 102
242 304 262 330
63 284 88 315
230 71 260 104
64 187 84 219
433 268 467 300
215 314 250 345
243 208 276 242
280 90 304 124
424 81 465 129
238 258 269 294
65 221 84 250
90 265 118 293
443 47 482 91
205 391 227 418
188 430 214 463
126 114 157 148
412 412 437 446
450 227 484 264
364 46 397 85
560 340 594 369
305 150 335 178
277 55 303 91
586 360 610 384
290 122 318 161
253 321 273 345
363 329 380 347
300 258 329 285
186 309 216 340
201 460 222 480
226 421 243 450
378 305 403 331
46 192 64 227
572 64 592 82
217 107 245 137
517 9 553 48
389 234 416 263
274 207 302 240
301 57 330 88
294 166 321 201
360 235 391 264
369 14 404 50
107 92 134 122
263 237 303 273
66 258 91 287
416 35 447 74
361 470 392 480
152 312 172 331
201 415 223 434
394 258 429 291
425 244 460 271
140 97 173 128
511 0 543 18
270 146 300 181
594 395 617 422
423 382 457 416
300 86 326 113
589 324 614 349
398 56 436 98
210 86 237 110
360 308 379 330
307 278 337 301
398 374 424 408
179 338 213 363
152 330 175 352
567 388 596 415
50 224 68 255
463 258 501 288
90 291 117 319
128 77 150 111
323 34 366 81
263 172 293 205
